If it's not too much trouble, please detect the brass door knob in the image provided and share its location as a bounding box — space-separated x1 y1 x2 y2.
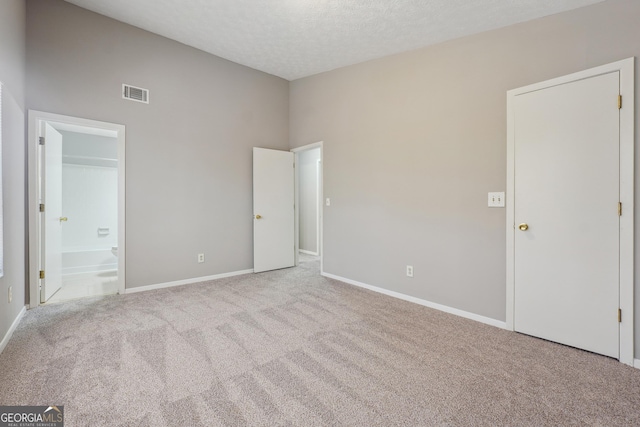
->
519 223 529 231
255 215 262 219
59 217 68 222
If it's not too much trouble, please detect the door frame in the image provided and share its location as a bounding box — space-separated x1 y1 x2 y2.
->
506 58 635 365
28 110 126 307
291 141 324 274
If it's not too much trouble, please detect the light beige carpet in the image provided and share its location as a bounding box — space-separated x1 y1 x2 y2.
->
1 255 640 426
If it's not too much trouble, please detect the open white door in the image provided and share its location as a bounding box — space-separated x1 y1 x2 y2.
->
253 148 294 273
41 123 64 302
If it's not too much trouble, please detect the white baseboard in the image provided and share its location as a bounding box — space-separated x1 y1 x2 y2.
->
634 359 640 369
299 249 319 256
0 306 26 355
124 269 254 294
322 272 508 330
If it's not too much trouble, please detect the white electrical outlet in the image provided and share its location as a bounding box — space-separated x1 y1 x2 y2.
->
326 198 331 206
488 192 505 208
197 253 205 263
406 265 414 277
8 286 12 303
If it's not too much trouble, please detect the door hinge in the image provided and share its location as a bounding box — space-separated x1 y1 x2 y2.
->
618 308 622 323
39 270 45 279
618 202 622 216
39 136 45 145
618 95 622 109
39 203 45 212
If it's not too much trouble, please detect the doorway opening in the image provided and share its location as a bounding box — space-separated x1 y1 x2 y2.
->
28 111 126 306
292 142 323 273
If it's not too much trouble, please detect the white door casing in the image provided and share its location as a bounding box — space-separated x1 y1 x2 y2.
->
506 58 635 365
28 111 126 307
253 147 295 273
316 158 321 256
41 123 64 302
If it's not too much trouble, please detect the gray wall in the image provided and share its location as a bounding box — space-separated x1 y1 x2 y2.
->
26 0 289 288
299 148 321 254
13 0 640 359
290 0 640 352
0 0 26 345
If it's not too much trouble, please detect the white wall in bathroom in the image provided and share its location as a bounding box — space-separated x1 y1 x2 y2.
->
62 163 118 252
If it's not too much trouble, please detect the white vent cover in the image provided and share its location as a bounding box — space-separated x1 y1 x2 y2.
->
122 84 149 104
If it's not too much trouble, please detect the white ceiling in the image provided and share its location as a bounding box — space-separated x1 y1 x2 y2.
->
63 0 604 81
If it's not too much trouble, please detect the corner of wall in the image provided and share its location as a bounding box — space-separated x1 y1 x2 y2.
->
0 0 28 352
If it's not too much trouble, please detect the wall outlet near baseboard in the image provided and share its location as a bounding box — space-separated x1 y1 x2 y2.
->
197 253 205 263
406 265 414 277
8 286 12 303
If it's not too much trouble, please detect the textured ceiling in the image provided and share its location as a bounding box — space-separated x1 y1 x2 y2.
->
63 0 604 81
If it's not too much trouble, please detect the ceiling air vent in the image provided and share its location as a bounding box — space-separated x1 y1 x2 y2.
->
122 84 149 104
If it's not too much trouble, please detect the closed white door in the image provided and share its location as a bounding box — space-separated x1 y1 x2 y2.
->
42 123 64 302
253 148 295 273
514 71 620 358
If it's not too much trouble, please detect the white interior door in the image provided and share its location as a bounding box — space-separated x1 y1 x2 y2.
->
514 71 620 358
42 122 64 302
253 147 295 273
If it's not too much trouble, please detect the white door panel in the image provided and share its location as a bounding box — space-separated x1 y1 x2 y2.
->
42 123 64 302
514 71 620 358
253 148 295 273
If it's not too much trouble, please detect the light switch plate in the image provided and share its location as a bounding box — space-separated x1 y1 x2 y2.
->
488 192 505 207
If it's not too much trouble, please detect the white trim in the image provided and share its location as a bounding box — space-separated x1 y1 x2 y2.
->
117 122 126 297
506 57 635 365
322 272 508 330
299 249 319 256
0 306 26 355
124 269 254 294
290 141 324 153
28 111 126 307
618 58 635 366
634 359 640 369
292 141 324 275
315 158 321 255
